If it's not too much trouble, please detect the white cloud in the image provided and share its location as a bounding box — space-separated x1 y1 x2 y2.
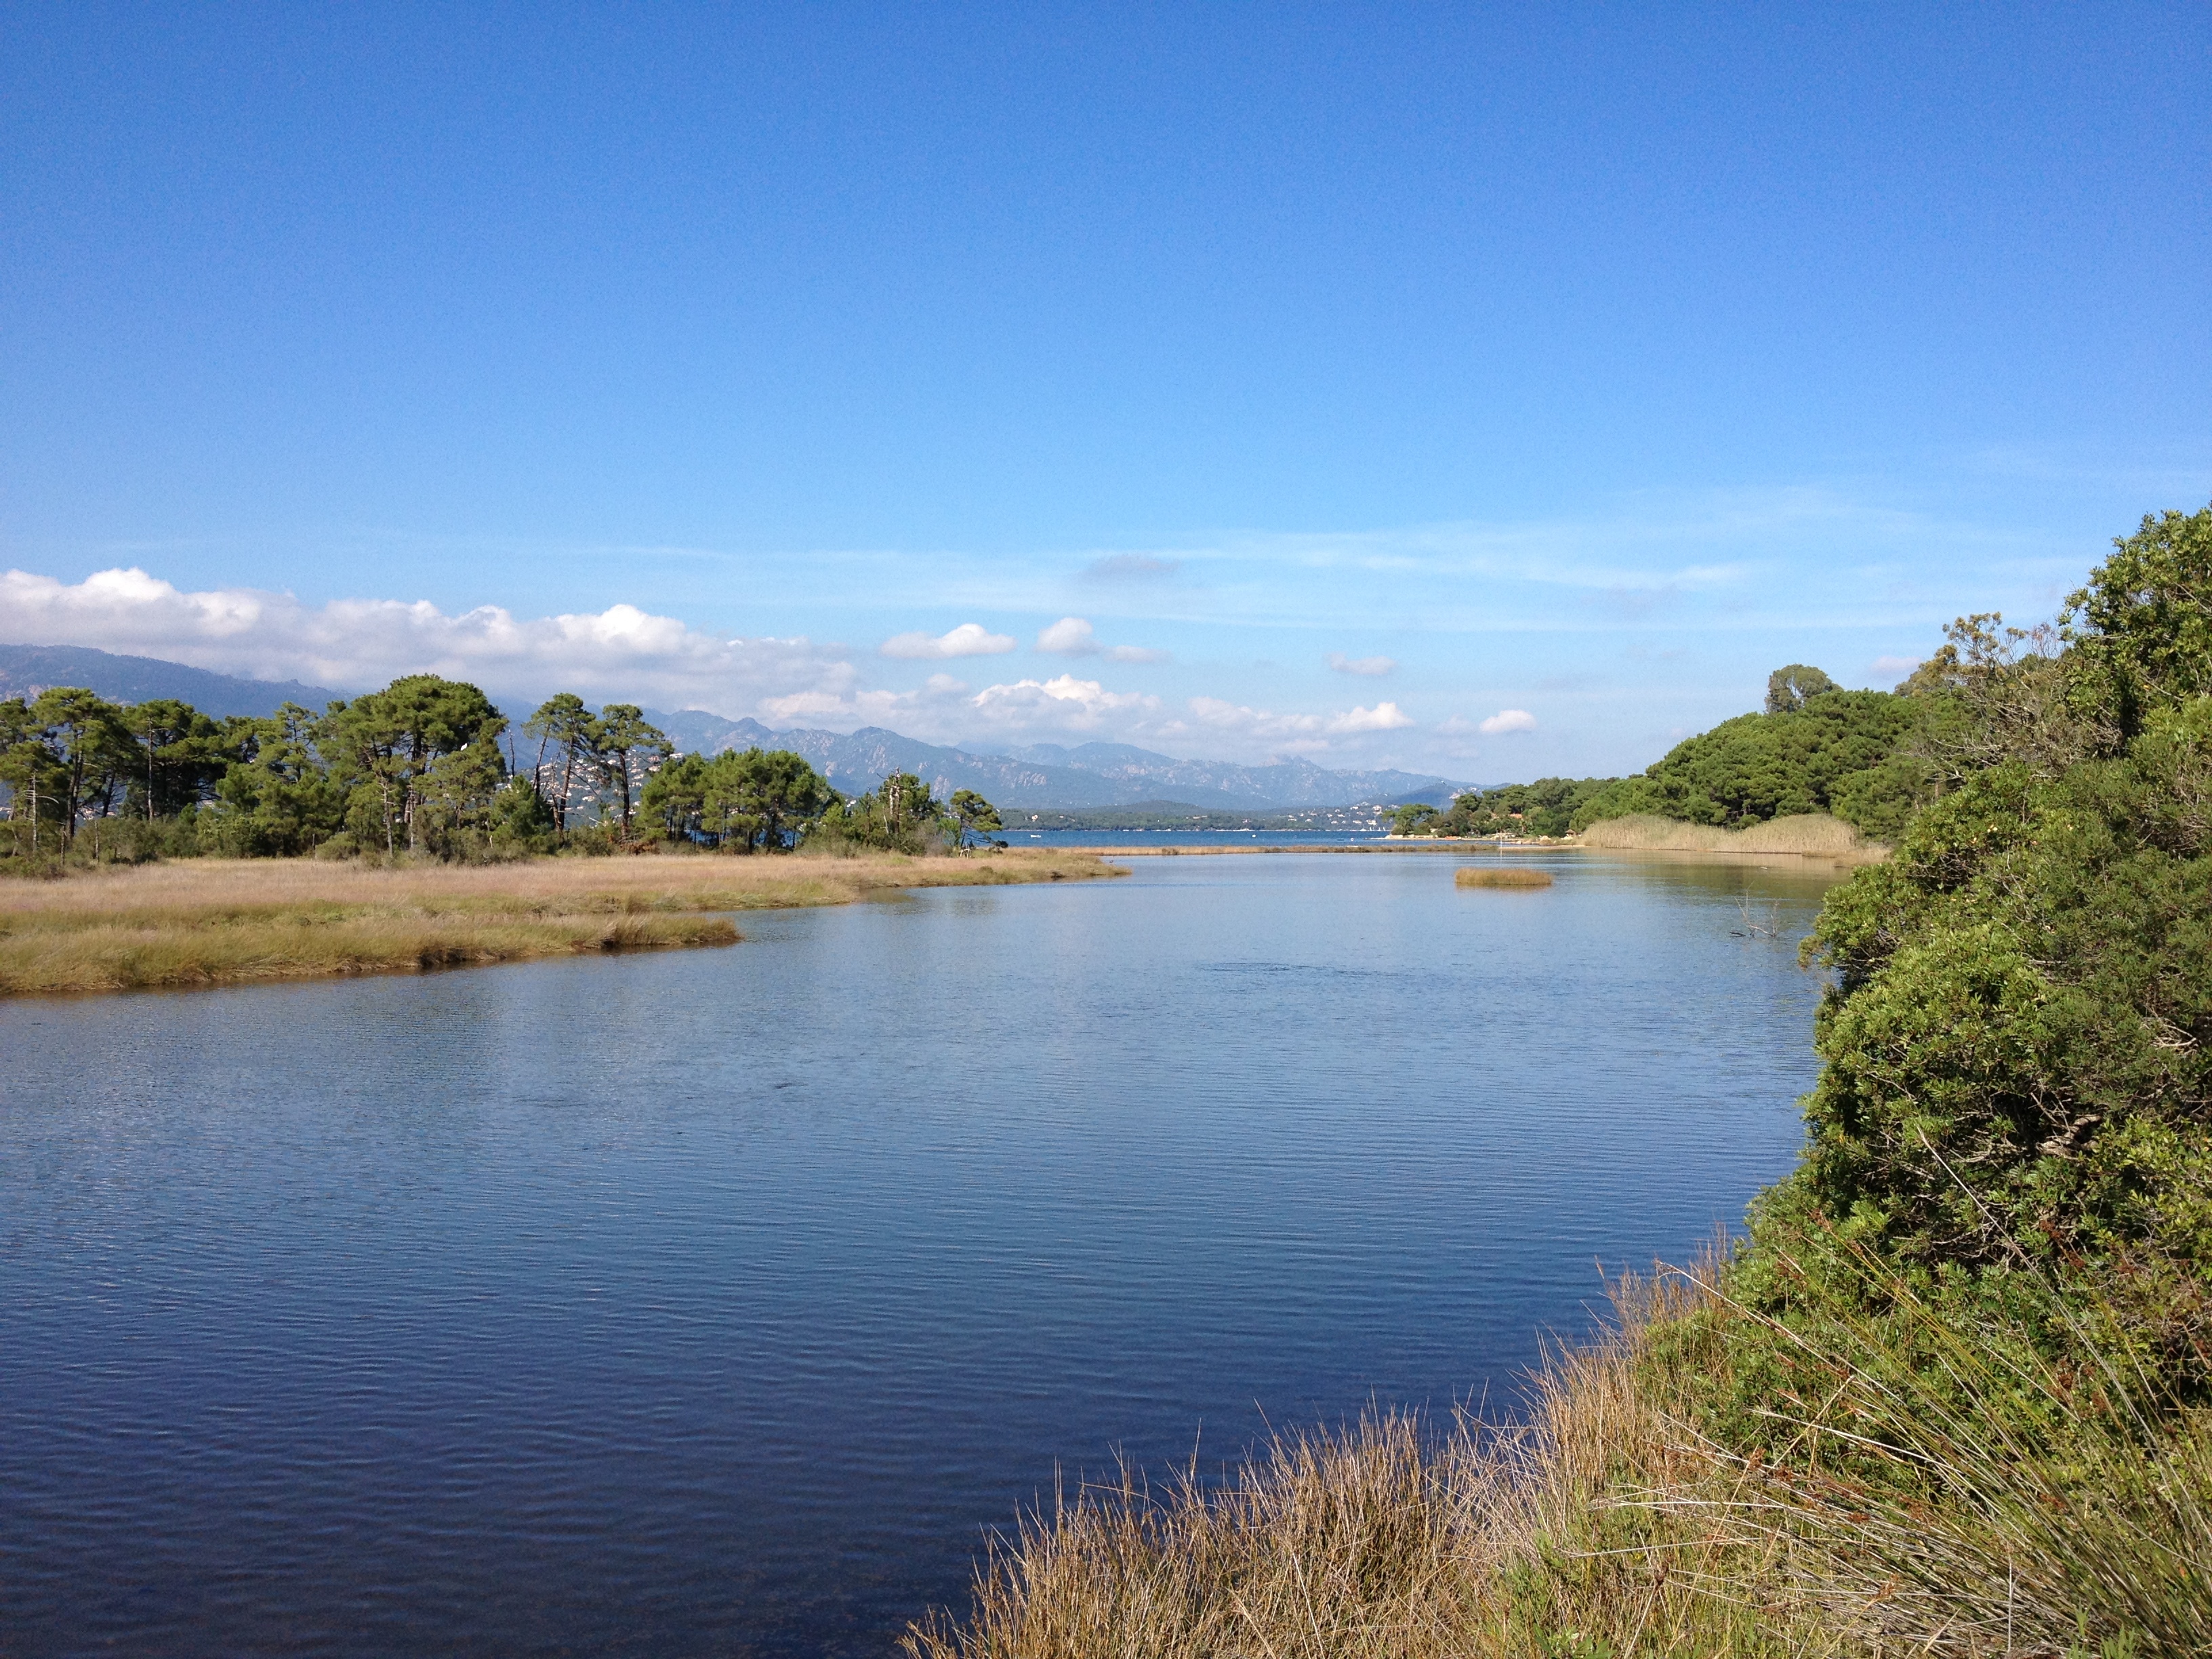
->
1478 708 1538 735
1327 653 1397 677
1329 701 1414 733
0 565 853 714
1178 696 1414 748
1869 654 1921 678
1183 697 1324 743
1037 616 1098 654
967 674 1161 733
878 621 1017 659
1036 615 1170 663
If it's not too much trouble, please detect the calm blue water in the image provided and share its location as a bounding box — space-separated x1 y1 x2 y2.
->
1014 829 1389 847
0 851 1839 1657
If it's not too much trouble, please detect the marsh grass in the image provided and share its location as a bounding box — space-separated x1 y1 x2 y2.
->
1577 814 1877 859
0 849 1117 995
1456 867 1555 889
904 1265 1835 1659
907 1251 2212 1658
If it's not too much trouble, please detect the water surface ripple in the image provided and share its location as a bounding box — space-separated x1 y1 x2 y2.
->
1 852 1837 1656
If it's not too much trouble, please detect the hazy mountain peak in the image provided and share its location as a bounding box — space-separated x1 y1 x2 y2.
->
649 708 1464 810
0 642 343 719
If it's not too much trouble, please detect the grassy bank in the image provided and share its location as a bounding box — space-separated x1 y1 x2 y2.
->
903 1263 1824 1659
905 1248 2212 1658
0 849 1118 995
1576 811 1880 859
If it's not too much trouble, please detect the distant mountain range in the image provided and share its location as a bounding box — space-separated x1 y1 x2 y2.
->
0 643 1465 811
0 643 342 720
646 710 1467 811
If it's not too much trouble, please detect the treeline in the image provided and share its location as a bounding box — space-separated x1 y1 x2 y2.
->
1395 657 1965 842
0 676 1002 866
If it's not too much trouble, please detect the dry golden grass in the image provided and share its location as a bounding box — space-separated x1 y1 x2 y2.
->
1576 813 1879 859
1456 867 1555 889
0 849 1118 996
908 1243 2212 1659
904 1265 1837 1659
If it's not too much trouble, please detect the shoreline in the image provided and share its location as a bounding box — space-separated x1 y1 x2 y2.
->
1071 838 1879 865
0 849 1121 998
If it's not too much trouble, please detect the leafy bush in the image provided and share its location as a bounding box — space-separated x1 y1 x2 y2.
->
1573 689 1923 835
1422 777 1620 838
1727 505 2212 1413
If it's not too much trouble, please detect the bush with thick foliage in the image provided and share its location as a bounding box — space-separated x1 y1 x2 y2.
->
1573 689 1925 837
1721 505 2212 1416
1418 775 1617 838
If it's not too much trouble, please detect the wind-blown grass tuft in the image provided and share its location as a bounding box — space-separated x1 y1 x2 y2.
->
1577 813 1876 857
1456 867 1554 888
905 1250 2212 1658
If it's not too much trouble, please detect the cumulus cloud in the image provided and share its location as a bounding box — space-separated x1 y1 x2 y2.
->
1869 654 1922 678
1330 701 1414 733
1036 615 1169 663
1037 616 1099 654
1181 697 1414 747
968 674 1161 733
0 565 852 713
1327 653 1397 677
878 622 1017 659
1478 708 1538 735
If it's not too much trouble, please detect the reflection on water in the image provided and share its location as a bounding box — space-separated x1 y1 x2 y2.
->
0 851 1841 1656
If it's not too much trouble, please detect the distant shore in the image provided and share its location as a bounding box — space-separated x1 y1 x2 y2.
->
1076 834 1883 864
0 850 1120 998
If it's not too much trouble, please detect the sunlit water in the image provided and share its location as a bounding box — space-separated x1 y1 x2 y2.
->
0 851 1839 1656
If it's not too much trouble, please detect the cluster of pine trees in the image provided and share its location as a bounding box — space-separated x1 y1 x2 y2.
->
0 676 1003 865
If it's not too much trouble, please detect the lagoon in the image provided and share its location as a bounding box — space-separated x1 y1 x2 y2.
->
0 851 1837 1656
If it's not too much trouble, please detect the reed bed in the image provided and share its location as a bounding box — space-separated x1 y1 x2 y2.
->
904 1267 1829 1659
906 1254 2212 1659
1577 813 1877 859
1456 867 1554 889
0 849 1117 995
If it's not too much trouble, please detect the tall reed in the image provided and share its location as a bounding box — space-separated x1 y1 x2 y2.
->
907 1248 2212 1658
1577 814 1875 857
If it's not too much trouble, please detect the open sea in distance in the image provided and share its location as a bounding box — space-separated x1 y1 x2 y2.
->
0 849 1841 1656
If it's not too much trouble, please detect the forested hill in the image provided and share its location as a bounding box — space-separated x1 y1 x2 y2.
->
0 644 341 720
1406 663 1934 840
1574 680 1925 838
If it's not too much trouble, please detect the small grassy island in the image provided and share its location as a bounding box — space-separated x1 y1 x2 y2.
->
907 506 2212 1656
1455 865 1552 889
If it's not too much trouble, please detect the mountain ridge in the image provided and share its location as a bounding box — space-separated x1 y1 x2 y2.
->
0 643 344 720
645 709 1466 810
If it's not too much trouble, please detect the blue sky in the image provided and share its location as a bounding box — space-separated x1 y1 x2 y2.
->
3 3 2207 779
